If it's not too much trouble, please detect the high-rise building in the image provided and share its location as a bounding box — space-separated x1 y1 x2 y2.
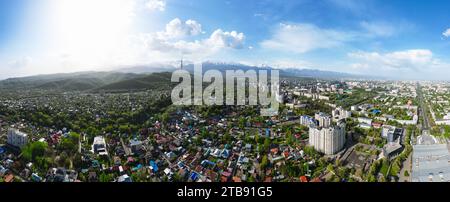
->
300 115 317 127
332 106 351 122
308 121 346 155
7 128 29 148
314 112 331 128
308 112 346 155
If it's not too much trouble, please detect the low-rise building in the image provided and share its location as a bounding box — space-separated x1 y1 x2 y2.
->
92 136 108 156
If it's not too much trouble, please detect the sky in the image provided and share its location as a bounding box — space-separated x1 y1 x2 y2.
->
0 0 450 80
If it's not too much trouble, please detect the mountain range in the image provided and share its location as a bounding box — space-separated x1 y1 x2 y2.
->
0 62 371 92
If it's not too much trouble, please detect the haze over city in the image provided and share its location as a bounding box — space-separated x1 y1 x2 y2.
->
1 0 450 80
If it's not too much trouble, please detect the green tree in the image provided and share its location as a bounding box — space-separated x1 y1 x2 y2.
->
172 172 181 182
59 136 78 154
238 117 246 129
263 138 271 152
379 158 390 176
99 173 113 182
222 132 232 144
260 155 269 170
131 169 148 182
194 137 202 146
404 170 410 177
22 141 48 162
254 132 260 144
286 130 294 146
327 164 334 173
161 111 170 124
367 174 377 182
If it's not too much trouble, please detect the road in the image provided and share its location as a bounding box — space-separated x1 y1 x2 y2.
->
416 83 431 131
277 118 300 126
398 152 412 182
120 137 132 156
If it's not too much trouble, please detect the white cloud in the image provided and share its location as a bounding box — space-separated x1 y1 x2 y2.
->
146 0 166 11
207 29 245 49
345 49 450 79
261 21 408 54
261 23 355 53
158 18 203 39
136 22 245 61
348 49 434 69
443 28 450 38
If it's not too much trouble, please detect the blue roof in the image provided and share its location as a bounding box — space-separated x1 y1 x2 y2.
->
190 172 199 181
201 160 216 167
92 160 100 167
132 164 143 171
372 109 382 114
221 149 230 158
0 147 5 154
31 173 42 182
149 160 158 172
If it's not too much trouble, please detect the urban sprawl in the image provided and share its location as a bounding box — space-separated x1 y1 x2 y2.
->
1 78 450 182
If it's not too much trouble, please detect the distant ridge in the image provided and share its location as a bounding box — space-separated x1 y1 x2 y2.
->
182 62 369 79
0 71 141 91
95 72 174 91
115 61 367 79
0 62 374 92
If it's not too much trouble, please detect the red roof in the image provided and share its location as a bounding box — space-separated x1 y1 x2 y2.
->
270 148 279 154
221 176 228 182
372 122 382 127
232 176 242 182
3 174 14 183
310 177 323 182
299 176 308 182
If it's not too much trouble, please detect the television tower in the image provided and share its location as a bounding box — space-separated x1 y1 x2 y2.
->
180 57 183 70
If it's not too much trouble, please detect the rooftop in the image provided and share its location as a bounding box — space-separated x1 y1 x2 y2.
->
411 144 450 182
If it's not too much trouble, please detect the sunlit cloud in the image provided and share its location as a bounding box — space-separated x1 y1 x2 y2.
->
146 0 166 11
443 28 450 38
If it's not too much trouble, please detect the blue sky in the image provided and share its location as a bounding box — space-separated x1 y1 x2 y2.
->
1 0 450 80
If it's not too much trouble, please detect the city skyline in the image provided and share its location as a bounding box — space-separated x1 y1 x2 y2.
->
1 0 450 80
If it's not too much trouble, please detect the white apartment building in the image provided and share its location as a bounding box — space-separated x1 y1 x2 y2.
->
308 121 346 155
332 107 351 122
7 128 29 148
300 115 316 126
357 117 373 125
315 112 331 128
